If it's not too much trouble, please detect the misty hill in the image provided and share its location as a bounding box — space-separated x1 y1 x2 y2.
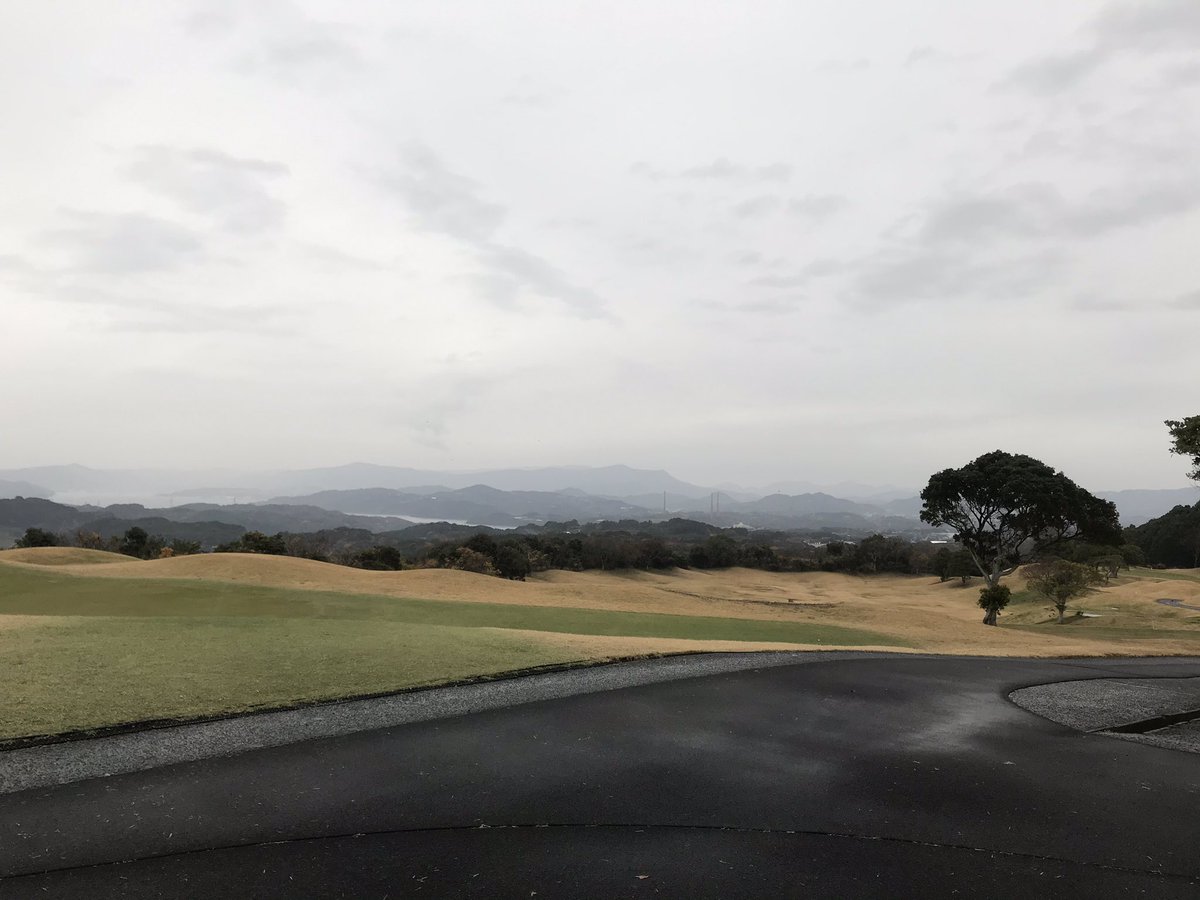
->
268 489 520 527
258 463 713 498
724 492 881 517
0 497 93 533
0 463 716 506
3 461 1191 541
79 517 246 547
0 497 414 548
268 486 655 526
0 479 51 498
1099 488 1200 526
101 503 414 535
1123 500 1200 568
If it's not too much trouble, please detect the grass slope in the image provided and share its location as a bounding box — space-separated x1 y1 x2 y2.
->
0 560 900 741
0 564 899 645
2 552 1196 742
2 617 588 740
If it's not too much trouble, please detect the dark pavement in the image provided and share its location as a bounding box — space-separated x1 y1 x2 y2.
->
2 654 1199 898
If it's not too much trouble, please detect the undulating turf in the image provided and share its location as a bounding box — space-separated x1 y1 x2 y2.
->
0 565 903 645
1 616 585 740
0 563 904 740
1126 567 1200 583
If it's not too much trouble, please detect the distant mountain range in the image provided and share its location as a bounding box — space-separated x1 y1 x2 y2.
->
1096 489 1200 526
0 463 717 505
0 497 415 550
0 464 1193 533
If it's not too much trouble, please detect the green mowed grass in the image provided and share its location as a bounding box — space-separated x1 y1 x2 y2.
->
0 564 904 740
2 617 586 740
0 565 903 645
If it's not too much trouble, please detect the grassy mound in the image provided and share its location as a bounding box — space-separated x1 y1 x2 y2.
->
0 547 133 566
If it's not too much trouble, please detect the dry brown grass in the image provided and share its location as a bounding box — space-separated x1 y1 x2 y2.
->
0 547 131 566
498 629 904 658
3 548 1196 657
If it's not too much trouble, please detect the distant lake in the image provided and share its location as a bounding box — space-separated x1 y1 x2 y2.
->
351 513 519 530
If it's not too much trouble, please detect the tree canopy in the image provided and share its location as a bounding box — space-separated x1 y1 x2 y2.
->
1025 559 1105 624
15 527 58 548
920 450 1120 624
1165 416 1200 482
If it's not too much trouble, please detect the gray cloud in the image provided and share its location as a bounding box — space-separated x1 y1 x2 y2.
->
740 297 803 315
801 259 845 278
698 295 803 316
731 251 786 269
41 212 203 274
181 10 236 39
788 195 850 219
1169 289 1200 310
839 174 1199 309
471 245 607 318
1070 295 1136 313
815 58 871 73
103 305 295 336
262 35 363 71
4 256 291 336
847 246 1064 308
499 91 554 109
632 158 793 184
1005 52 1106 94
124 146 288 233
381 144 608 319
1073 289 1200 313
231 13 366 83
727 192 849 222
1159 60 1200 88
382 143 506 242
905 47 972 67
918 184 1058 243
1064 182 1200 236
731 195 780 219
1005 0 1200 94
683 159 793 183
749 274 809 289
0 253 38 277
918 181 1200 243
1091 0 1200 53
393 372 499 450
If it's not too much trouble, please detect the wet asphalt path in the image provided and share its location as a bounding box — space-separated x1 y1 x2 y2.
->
1 654 1199 898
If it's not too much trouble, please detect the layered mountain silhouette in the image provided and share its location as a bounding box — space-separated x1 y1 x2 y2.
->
0 465 1191 547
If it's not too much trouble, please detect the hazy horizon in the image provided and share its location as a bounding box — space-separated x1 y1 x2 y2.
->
2 459 1197 498
3 2 1198 490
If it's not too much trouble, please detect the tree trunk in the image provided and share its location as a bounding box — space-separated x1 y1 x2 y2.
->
1057 607 1065 624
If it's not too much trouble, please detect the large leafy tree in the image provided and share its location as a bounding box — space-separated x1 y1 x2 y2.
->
1165 416 1200 482
920 451 1120 625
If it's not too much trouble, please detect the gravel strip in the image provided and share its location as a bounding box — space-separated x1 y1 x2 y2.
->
0 651 888 795
1111 719 1200 753
1009 677 1200 733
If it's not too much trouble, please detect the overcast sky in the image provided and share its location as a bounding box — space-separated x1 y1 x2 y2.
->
2 1 1197 490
